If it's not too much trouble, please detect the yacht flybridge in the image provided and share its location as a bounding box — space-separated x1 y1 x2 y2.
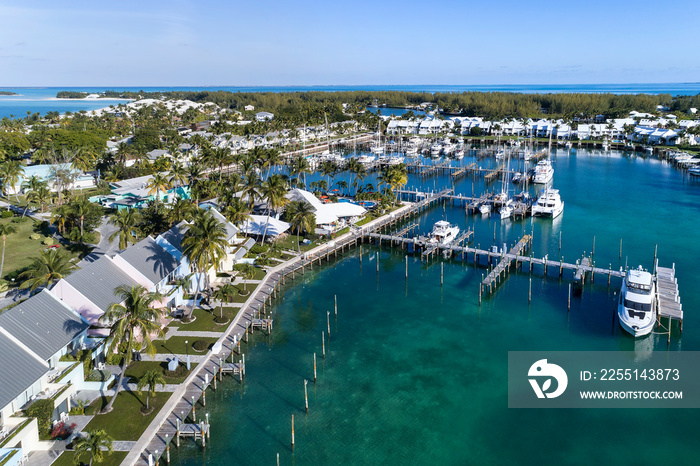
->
617 266 656 337
531 188 564 218
533 159 554 184
428 220 460 245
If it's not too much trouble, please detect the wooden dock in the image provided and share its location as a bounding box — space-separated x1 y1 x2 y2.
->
484 164 505 182
481 235 531 292
573 256 592 292
656 264 683 335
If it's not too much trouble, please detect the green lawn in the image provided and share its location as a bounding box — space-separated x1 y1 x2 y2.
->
272 234 319 253
124 360 198 384
169 307 240 332
84 391 172 441
52 450 128 466
0 218 89 282
233 264 267 280
154 336 220 355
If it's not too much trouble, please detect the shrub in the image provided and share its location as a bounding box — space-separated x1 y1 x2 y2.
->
192 340 209 352
249 243 268 254
0 211 13 218
30 233 42 240
164 364 189 379
50 421 76 440
86 370 111 382
26 399 54 435
43 237 55 245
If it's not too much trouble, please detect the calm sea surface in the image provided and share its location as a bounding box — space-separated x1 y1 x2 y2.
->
171 148 700 465
1 83 699 119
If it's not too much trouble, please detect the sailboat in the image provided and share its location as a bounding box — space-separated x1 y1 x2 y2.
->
498 153 514 219
370 121 384 155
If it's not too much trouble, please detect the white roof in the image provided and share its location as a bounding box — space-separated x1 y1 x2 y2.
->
240 215 290 236
286 189 367 226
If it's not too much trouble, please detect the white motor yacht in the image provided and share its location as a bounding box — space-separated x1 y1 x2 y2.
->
533 159 554 184
479 203 491 215
386 155 404 165
531 188 564 218
428 220 460 245
430 143 443 157
617 266 656 337
499 199 514 219
454 148 465 159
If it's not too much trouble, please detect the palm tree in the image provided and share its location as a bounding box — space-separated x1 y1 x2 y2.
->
169 162 188 189
223 197 252 229
181 210 229 319
212 283 236 318
136 369 166 412
67 196 92 242
146 173 172 213
167 197 196 226
99 285 165 413
290 155 311 188
286 201 316 252
242 171 261 210
259 174 289 244
108 209 141 250
0 161 25 201
0 223 17 279
25 182 51 215
19 249 77 291
72 429 114 466
237 263 256 294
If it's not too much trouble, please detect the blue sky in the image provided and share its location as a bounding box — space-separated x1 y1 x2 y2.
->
1 0 699 86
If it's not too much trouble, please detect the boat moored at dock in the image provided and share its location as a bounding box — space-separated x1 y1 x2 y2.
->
617 266 656 337
531 188 564 218
427 220 460 244
533 159 554 184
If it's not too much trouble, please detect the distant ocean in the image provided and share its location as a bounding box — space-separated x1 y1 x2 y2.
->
1 83 699 119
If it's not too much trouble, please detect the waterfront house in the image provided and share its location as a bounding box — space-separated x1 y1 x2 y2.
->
286 189 366 234
89 174 190 211
244 105 255 112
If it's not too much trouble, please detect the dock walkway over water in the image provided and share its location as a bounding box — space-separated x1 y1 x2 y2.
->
481 235 531 292
656 264 683 337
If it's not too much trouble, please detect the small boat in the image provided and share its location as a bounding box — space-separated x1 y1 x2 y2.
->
617 266 656 337
370 144 385 155
533 159 554 184
430 143 442 157
356 154 376 166
499 199 514 219
531 188 564 218
428 220 460 244
454 148 465 159
479 203 491 215
512 172 524 184
689 167 700 177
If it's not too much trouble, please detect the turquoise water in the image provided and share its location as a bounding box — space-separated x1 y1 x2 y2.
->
2 83 700 118
170 149 700 465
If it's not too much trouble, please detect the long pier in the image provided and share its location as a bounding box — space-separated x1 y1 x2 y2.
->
482 235 531 292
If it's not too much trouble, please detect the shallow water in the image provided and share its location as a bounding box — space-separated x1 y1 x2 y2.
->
171 148 700 465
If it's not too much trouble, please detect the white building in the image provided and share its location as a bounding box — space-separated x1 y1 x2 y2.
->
255 111 274 122
286 189 366 234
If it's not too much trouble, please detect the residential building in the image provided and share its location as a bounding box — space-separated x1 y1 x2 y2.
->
255 111 274 122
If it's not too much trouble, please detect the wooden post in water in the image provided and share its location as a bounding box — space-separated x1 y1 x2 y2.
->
560 256 563 278
376 252 379 274
166 434 170 463
568 284 571 311
334 294 337 316
322 331 326 358
242 354 246 379
206 413 210 439
176 419 180 447
608 264 611 286
304 379 309 413
653 244 657 273
405 255 408 280
291 415 295 450
313 353 317 383
529 277 532 304
619 238 622 260
441 262 444 286
327 311 331 336
191 396 196 422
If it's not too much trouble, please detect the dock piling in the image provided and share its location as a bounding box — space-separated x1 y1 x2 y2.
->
304 379 309 413
313 353 317 383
